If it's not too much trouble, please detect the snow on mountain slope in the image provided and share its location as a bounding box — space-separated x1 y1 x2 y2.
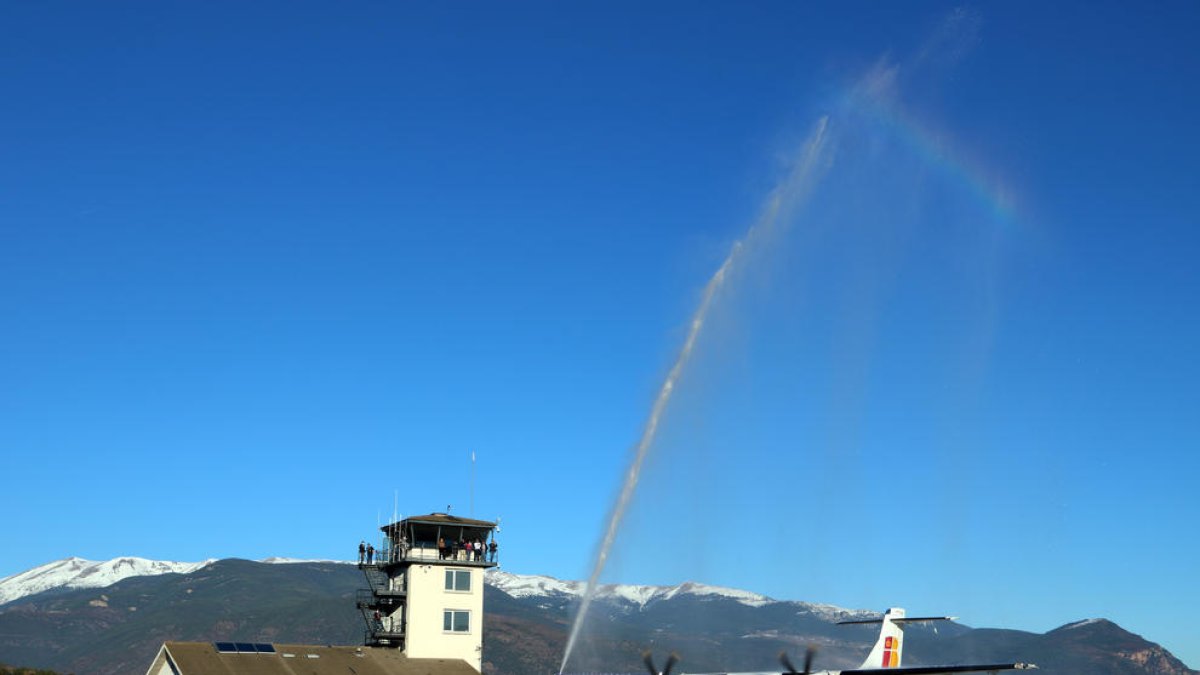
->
484 569 851 613
0 556 865 622
484 570 879 621
0 556 216 605
485 570 584 598
660 580 773 607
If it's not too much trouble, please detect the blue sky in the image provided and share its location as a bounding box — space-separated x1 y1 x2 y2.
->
2 1 1198 668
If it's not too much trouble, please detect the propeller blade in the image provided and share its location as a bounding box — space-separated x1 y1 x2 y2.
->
642 651 658 675
662 653 679 675
781 651 799 674
803 645 818 675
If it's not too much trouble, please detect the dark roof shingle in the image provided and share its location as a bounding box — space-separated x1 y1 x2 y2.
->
158 642 479 675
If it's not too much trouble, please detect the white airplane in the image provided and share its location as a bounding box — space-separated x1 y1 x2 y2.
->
644 607 1037 675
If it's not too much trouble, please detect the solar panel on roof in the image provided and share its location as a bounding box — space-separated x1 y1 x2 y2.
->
215 641 277 655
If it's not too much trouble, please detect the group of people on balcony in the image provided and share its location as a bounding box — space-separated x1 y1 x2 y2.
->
357 541 375 565
358 539 408 564
357 535 497 564
438 536 497 562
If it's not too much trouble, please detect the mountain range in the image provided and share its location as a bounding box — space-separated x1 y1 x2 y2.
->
0 557 1193 675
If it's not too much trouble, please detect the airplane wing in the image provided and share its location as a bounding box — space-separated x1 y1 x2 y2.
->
683 663 1036 675
838 616 958 625
842 664 1037 674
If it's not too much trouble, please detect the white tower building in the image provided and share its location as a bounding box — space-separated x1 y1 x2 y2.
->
358 513 498 673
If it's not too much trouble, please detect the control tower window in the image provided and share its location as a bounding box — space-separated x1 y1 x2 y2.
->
443 609 470 633
444 569 471 592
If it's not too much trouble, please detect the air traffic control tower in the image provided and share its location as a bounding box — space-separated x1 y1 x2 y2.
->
358 513 498 672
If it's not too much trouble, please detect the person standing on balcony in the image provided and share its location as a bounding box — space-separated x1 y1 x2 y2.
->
488 539 498 562
367 543 375 565
358 541 366 564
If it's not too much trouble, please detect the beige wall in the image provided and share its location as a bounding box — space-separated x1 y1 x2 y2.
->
144 647 172 675
403 564 483 672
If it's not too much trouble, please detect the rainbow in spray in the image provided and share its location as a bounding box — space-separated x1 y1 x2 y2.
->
838 63 1021 229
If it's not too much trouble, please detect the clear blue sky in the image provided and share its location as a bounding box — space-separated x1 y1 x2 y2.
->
2 1 1197 667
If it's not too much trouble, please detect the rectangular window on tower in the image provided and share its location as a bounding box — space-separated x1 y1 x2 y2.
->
442 609 470 633
444 569 471 592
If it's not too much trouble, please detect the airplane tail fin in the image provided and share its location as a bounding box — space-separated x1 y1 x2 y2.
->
863 607 905 668
838 608 958 669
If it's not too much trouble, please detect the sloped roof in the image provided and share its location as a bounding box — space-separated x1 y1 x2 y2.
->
382 513 497 531
154 642 479 675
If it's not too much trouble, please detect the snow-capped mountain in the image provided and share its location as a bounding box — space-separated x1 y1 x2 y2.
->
484 569 871 621
0 556 215 605
485 569 774 608
0 556 361 606
2 556 861 619
0 556 868 622
0 558 1194 675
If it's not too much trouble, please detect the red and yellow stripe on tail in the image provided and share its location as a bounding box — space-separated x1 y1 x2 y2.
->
882 636 900 667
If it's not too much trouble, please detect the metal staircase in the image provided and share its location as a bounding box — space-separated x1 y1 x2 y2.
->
357 563 406 647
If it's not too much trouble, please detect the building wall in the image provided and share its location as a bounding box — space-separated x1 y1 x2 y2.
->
404 563 483 672
143 647 173 675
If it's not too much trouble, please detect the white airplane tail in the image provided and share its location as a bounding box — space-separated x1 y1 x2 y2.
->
862 607 905 668
839 608 958 669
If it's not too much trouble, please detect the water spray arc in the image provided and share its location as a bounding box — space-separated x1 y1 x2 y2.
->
558 117 832 675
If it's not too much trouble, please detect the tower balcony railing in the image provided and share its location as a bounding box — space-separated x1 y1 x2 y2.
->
356 588 406 610
374 543 499 566
364 628 405 647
